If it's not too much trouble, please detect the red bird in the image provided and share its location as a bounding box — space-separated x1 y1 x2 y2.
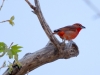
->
53 23 85 48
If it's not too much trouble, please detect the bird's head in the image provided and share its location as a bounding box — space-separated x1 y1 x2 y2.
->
73 23 85 32
73 23 86 29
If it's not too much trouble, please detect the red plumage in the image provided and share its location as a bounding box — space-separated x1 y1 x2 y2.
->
53 23 85 41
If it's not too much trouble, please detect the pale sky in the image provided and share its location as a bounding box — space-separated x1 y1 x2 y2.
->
0 0 100 75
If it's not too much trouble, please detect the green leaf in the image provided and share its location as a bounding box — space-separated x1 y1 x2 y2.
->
10 16 15 20
7 49 13 59
9 16 15 26
9 20 14 26
11 44 22 55
0 42 7 53
14 54 18 61
7 44 22 59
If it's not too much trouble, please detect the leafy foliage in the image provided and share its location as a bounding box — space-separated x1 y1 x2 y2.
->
0 16 15 26
0 42 7 53
0 42 22 59
7 44 22 59
0 1 22 73
0 42 22 72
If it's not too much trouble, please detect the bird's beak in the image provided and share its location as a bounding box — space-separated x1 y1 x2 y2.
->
81 26 86 29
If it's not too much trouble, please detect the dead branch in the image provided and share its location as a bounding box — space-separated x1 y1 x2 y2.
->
0 0 5 10
3 0 79 75
26 0 62 52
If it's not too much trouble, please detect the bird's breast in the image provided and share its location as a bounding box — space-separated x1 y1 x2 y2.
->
64 31 79 40
57 31 65 38
56 30 80 40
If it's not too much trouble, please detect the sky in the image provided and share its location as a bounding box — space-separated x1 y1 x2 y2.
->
0 0 100 75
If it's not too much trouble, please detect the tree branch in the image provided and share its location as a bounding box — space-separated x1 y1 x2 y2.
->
3 0 79 75
26 0 61 51
3 42 79 75
0 0 5 10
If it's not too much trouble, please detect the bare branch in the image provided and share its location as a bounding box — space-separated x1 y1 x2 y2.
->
25 0 62 52
25 0 36 10
0 0 5 10
0 20 9 23
0 61 6 70
9 42 14 49
3 42 79 75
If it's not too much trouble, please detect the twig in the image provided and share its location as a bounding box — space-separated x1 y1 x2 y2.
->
9 42 14 49
25 0 62 52
0 61 6 70
0 20 9 23
25 0 36 10
0 0 5 10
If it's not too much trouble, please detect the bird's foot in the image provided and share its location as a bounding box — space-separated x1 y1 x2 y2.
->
67 40 75 49
61 39 66 47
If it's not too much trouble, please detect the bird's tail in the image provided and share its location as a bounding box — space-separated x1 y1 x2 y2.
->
52 29 60 34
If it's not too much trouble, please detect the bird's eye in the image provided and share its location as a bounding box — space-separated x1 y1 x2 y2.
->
78 24 81 26
54 29 60 32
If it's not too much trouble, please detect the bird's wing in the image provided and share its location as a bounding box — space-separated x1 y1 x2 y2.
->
59 26 77 32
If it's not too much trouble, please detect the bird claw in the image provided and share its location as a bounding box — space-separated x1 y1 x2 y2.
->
61 39 66 46
62 41 65 45
67 40 75 49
